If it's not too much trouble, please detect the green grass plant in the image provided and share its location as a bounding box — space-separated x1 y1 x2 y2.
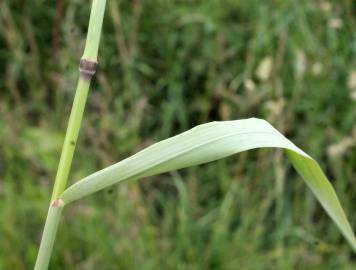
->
33 1 355 269
1 1 355 269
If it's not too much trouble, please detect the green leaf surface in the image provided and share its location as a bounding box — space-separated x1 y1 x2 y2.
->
61 118 356 251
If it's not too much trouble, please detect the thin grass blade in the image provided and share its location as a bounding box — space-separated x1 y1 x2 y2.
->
61 118 356 251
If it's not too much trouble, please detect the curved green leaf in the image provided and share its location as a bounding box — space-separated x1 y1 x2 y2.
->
61 118 356 251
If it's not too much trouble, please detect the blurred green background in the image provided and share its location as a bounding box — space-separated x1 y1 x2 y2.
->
0 0 355 269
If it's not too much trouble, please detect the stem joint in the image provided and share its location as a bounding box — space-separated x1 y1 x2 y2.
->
79 58 98 80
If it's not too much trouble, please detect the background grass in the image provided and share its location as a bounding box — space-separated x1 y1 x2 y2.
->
0 0 355 269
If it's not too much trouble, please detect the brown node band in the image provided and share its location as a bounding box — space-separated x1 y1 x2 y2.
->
79 58 98 80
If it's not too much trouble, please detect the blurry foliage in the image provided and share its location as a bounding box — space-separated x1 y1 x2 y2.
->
0 0 355 269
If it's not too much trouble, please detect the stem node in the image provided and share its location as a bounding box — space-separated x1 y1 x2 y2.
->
79 58 98 80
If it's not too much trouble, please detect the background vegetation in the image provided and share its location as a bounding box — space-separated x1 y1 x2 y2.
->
0 0 355 269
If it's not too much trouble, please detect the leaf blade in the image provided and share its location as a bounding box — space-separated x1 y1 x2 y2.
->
61 118 356 251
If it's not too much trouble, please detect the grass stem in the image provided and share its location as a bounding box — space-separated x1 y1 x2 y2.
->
51 79 90 200
34 200 64 270
35 1 107 268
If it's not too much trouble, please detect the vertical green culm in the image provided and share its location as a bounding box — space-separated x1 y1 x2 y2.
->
34 1 107 269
